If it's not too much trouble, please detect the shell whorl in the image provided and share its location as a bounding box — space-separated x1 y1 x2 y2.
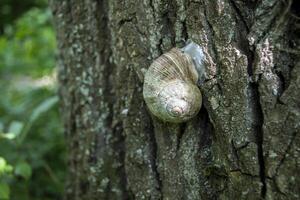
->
143 48 202 123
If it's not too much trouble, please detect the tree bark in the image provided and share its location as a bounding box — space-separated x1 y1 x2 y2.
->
49 0 300 199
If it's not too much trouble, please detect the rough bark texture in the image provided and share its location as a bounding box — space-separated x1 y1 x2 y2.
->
49 0 300 199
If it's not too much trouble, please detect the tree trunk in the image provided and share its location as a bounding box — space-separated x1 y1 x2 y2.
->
49 0 299 199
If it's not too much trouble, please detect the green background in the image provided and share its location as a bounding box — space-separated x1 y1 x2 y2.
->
0 1 66 199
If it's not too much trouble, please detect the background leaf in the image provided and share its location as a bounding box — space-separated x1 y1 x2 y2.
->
7 121 24 139
0 183 10 199
0 157 13 176
29 96 58 123
14 161 32 180
0 3 65 200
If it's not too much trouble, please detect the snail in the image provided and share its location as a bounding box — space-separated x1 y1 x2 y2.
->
143 41 205 123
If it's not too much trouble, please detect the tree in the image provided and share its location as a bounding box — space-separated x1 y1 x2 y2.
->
49 0 299 199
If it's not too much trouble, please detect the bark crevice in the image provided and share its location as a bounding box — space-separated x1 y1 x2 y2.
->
148 118 163 198
274 131 297 177
228 0 250 31
251 82 266 198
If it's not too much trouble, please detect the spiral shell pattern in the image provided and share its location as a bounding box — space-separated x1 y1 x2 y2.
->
143 48 202 123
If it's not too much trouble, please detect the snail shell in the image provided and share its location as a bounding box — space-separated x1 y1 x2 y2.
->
143 47 202 123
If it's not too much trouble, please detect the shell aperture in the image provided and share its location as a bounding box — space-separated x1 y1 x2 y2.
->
143 47 202 123
181 41 206 84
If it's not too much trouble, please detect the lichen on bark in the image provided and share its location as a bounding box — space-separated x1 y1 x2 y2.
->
50 0 300 199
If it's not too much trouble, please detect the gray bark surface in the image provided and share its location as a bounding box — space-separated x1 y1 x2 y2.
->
49 0 300 199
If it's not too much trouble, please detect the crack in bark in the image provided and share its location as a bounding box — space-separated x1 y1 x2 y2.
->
236 141 250 150
95 0 130 198
231 140 240 169
157 38 164 55
236 3 268 195
202 4 216 54
272 178 288 196
274 70 286 104
148 0 163 56
149 0 155 14
251 82 267 198
176 122 187 152
231 140 259 177
118 16 135 27
274 131 297 177
65 91 80 199
181 20 188 41
198 107 216 198
201 0 221 84
230 169 261 179
161 1 177 46
228 0 250 32
148 119 163 199
247 45 266 198
112 122 129 200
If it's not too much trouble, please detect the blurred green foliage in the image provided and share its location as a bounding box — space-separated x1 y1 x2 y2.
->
0 0 48 33
0 4 66 200
0 8 56 77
